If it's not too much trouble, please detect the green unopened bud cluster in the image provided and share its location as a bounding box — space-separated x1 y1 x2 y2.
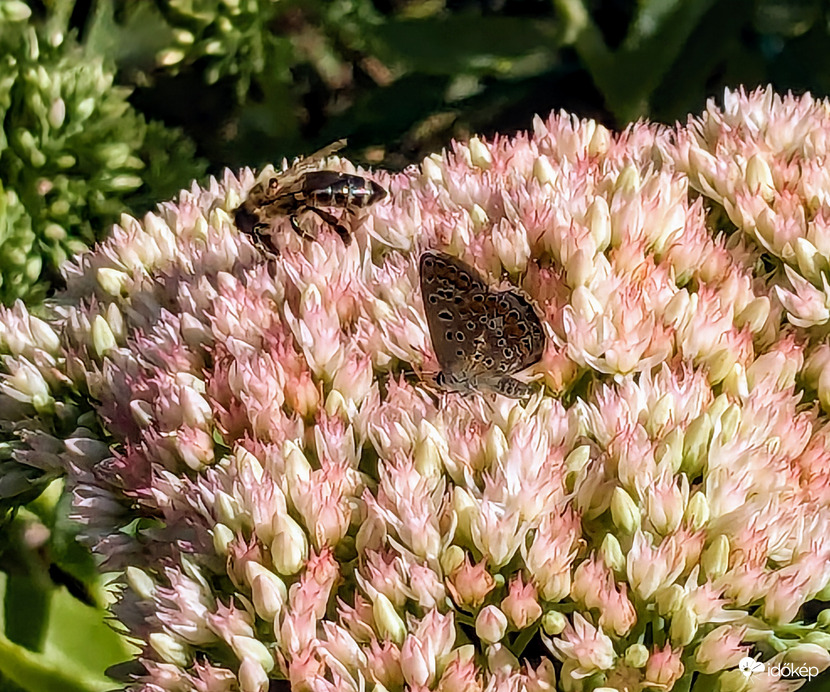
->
0 10 205 304
152 0 286 96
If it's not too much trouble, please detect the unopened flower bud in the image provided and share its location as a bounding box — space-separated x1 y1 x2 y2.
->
374 593 406 644
149 632 189 667
589 124 611 157
600 534 625 573
716 404 741 446
231 636 274 673
702 535 730 579
611 487 640 533
624 644 649 668
469 203 489 230
736 296 770 333
422 155 444 184
469 137 492 170
486 643 519 674
655 584 684 616
533 156 557 186
238 657 269 692
92 314 116 356
415 421 447 478
783 642 830 671
283 441 311 485
669 605 697 646
245 563 287 621
586 197 611 251
212 523 235 555
270 513 308 575
542 610 567 635
476 606 508 644
684 492 709 530
441 545 465 575
125 566 155 600
746 154 775 200
682 413 711 476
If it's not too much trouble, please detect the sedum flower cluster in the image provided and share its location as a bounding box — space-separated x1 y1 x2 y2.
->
0 3 205 305
4 87 830 691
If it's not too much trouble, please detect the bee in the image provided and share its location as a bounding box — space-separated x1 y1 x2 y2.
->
234 140 386 250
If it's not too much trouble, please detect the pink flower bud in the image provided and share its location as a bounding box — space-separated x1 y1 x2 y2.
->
694 625 748 674
644 644 684 689
447 556 496 608
501 575 541 629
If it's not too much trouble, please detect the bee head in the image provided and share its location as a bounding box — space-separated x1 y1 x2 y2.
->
234 205 260 235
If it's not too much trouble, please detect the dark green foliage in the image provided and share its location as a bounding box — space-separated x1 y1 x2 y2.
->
51 0 830 178
0 2 206 305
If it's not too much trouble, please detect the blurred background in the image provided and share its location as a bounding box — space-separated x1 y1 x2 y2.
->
2 0 830 689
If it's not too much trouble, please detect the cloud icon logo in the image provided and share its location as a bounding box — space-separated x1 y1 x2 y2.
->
739 657 764 677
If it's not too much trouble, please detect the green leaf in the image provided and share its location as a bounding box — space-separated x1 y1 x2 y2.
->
48 490 100 602
3 574 51 652
83 0 176 74
44 576 134 681
649 0 758 123
374 15 561 77
553 0 718 124
0 573 125 692
319 74 448 147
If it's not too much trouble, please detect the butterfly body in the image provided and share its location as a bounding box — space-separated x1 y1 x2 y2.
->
419 251 545 399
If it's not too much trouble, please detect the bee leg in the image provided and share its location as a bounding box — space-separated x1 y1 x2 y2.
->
289 212 319 242
305 206 352 246
249 224 280 258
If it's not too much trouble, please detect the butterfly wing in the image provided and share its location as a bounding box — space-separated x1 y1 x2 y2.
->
420 251 491 383
419 251 545 397
483 288 545 373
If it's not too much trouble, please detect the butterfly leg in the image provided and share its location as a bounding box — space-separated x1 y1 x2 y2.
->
492 376 534 400
304 206 352 246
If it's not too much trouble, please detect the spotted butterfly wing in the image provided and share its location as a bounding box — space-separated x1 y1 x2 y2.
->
419 251 545 398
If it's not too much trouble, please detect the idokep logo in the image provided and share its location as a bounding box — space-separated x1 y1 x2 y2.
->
738 656 820 681
739 657 764 677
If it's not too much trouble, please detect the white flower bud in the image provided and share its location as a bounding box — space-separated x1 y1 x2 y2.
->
611 487 640 533
270 512 308 575
231 635 275 673
92 314 116 356
125 566 155 600
149 632 189 667
469 137 493 170
476 606 508 644
373 593 406 644
212 523 235 555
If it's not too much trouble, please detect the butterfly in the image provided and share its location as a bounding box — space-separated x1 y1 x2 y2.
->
419 250 545 399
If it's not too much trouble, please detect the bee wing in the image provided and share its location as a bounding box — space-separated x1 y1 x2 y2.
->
276 139 346 195
281 139 347 179
306 139 347 162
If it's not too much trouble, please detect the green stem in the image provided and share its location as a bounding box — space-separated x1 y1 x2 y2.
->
510 621 540 657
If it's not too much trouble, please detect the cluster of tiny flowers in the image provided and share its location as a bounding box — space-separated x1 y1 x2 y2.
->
4 87 830 692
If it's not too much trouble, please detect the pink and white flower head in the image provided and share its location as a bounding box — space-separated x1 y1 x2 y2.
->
3 87 830 691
